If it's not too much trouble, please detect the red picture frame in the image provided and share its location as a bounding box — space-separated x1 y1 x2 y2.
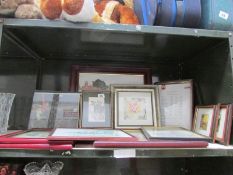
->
214 104 233 145
192 105 218 139
69 65 152 91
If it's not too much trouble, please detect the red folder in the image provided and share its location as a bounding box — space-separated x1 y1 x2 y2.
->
93 141 208 148
0 144 72 150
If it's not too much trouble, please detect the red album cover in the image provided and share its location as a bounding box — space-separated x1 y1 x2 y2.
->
94 141 209 148
0 144 72 150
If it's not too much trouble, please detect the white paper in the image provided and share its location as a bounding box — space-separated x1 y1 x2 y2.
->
52 128 131 137
114 149 136 158
62 0 95 22
116 89 156 128
88 96 105 122
158 81 192 130
219 10 229 20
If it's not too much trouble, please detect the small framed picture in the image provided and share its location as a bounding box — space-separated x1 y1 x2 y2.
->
48 128 137 141
28 91 81 129
215 104 233 145
69 65 152 91
193 105 217 138
81 91 112 128
112 85 159 129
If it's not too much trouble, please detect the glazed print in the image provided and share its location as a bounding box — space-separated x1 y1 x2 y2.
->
200 114 209 130
117 91 154 127
124 97 147 120
88 96 105 122
216 107 227 139
194 107 215 137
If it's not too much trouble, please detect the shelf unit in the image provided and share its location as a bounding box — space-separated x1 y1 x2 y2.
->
0 19 233 175
1 146 233 158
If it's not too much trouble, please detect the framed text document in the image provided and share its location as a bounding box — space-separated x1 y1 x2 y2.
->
157 80 193 130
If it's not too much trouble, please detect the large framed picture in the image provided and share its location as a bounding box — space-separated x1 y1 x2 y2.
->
214 104 233 145
112 85 159 129
193 105 217 138
81 91 112 128
28 92 81 129
69 65 152 91
156 80 193 130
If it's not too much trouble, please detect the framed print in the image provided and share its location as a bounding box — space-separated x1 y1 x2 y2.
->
156 80 193 130
69 65 152 91
0 129 51 144
48 128 137 141
214 104 233 145
81 91 112 128
225 104 233 145
112 85 159 129
28 91 81 129
214 105 229 143
142 127 212 142
193 105 217 138
0 129 51 139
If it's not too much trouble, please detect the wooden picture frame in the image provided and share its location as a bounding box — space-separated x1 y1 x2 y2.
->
193 105 217 138
69 65 152 91
80 90 112 128
48 128 137 141
214 104 233 145
111 84 159 129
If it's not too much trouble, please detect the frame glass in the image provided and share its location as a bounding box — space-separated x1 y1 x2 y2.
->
28 91 81 129
81 91 112 128
142 127 212 141
69 65 152 91
48 128 137 141
193 105 217 138
0 129 51 139
112 85 159 129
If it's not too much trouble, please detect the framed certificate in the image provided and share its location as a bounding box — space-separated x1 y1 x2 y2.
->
81 91 112 128
48 128 137 141
156 80 193 130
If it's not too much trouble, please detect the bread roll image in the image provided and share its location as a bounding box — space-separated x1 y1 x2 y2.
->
15 4 42 18
62 0 95 22
62 0 84 15
40 0 62 19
